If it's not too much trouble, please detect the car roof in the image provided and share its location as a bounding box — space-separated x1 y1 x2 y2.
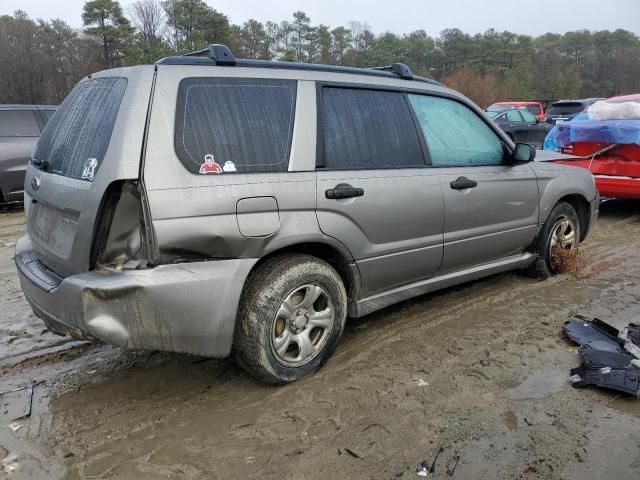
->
494 101 540 105
606 93 640 102
0 104 57 110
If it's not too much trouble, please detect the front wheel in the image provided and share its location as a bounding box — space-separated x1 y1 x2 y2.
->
525 202 580 278
234 254 347 384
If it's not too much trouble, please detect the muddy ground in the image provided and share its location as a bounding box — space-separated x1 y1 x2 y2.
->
1 201 640 479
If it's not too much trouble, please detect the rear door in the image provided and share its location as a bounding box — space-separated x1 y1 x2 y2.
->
520 109 549 147
24 67 155 277
407 94 539 273
315 86 444 297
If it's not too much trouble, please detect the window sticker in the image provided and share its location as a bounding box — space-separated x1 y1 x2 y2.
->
199 154 222 174
81 158 98 181
222 161 237 172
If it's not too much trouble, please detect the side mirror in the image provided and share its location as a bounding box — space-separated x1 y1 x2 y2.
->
512 143 536 163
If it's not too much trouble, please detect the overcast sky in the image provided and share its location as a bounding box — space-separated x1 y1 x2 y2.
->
2 0 639 37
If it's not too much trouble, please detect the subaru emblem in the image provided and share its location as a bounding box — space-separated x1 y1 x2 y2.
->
31 176 41 191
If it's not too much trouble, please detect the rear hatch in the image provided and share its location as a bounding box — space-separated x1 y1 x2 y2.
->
546 102 585 123
23 66 155 277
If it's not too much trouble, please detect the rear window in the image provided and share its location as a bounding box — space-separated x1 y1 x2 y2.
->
321 87 424 169
175 78 296 174
34 78 127 180
0 110 40 137
547 102 585 116
524 105 541 115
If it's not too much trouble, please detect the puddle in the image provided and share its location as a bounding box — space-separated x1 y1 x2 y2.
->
501 410 518 431
609 396 640 415
509 368 567 399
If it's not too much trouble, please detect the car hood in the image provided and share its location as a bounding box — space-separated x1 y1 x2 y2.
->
534 149 581 162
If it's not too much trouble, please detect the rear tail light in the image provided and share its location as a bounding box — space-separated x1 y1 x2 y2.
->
90 180 154 270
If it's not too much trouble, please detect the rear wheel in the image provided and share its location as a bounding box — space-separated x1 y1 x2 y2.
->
234 254 347 384
525 202 580 278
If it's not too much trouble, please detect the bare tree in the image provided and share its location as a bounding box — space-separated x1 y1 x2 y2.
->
129 0 165 44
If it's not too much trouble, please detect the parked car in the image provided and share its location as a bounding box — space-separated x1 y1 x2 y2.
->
15 45 598 384
544 98 603 125
487 108 552 148
0 105 57 203
545 94 640 199
486 101 546 121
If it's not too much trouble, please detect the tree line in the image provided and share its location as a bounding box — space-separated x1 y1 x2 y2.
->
1 0 639 107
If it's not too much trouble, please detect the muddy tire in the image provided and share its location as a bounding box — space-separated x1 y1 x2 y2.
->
233 254 347 384
525 201 580 278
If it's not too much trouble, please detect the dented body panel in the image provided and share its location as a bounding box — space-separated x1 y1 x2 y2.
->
16 234 255 357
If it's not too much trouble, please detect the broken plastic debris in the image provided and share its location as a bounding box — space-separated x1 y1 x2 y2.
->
343 448 362 459
415 379 429 387
563 316 640 396
8 422 23 432
416 446 444 476
569 374 582 384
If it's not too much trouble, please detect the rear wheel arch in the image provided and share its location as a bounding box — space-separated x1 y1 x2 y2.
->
241 242 361 306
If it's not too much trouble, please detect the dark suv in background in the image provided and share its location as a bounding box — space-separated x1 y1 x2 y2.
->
544 98 602 125
0 105 57 203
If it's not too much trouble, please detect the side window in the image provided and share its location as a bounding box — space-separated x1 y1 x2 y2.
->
520 110 537 123
175 78 296 174
506 110 523 122
0 110 40 137
321 87 424 169
408 94 504 166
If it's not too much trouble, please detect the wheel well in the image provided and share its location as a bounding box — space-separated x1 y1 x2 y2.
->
558 194 590 241
245 243 361 307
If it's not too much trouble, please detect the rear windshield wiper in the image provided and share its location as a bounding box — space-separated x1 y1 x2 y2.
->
31 158 50 171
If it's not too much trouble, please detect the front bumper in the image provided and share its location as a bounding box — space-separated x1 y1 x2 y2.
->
15 234 257 357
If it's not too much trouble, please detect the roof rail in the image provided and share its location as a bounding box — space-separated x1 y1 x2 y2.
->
182 44 236 66
370 63 413 80
156 44 442 86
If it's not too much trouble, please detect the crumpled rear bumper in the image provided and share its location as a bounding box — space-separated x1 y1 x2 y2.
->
15 234 257 357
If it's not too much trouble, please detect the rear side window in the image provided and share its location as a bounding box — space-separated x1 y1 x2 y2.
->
520 110 537 122
409 94 504 166
34 78 127 180
175 78 296 174
321 88 424 169
506 110 523 122
0 110 40 137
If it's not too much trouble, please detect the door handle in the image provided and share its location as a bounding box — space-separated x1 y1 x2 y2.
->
450 176 478 190
325 183 365 199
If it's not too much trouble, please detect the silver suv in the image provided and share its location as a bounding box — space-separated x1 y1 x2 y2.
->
15 45 598 384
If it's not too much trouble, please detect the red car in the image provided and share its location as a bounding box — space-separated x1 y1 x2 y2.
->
486 101 546 121
550 94 640 199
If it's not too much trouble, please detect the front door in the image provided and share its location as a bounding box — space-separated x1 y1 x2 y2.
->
407 94 539 274
315 86 444 297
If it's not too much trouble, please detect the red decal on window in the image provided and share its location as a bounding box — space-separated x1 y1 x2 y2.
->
199 154 222 174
